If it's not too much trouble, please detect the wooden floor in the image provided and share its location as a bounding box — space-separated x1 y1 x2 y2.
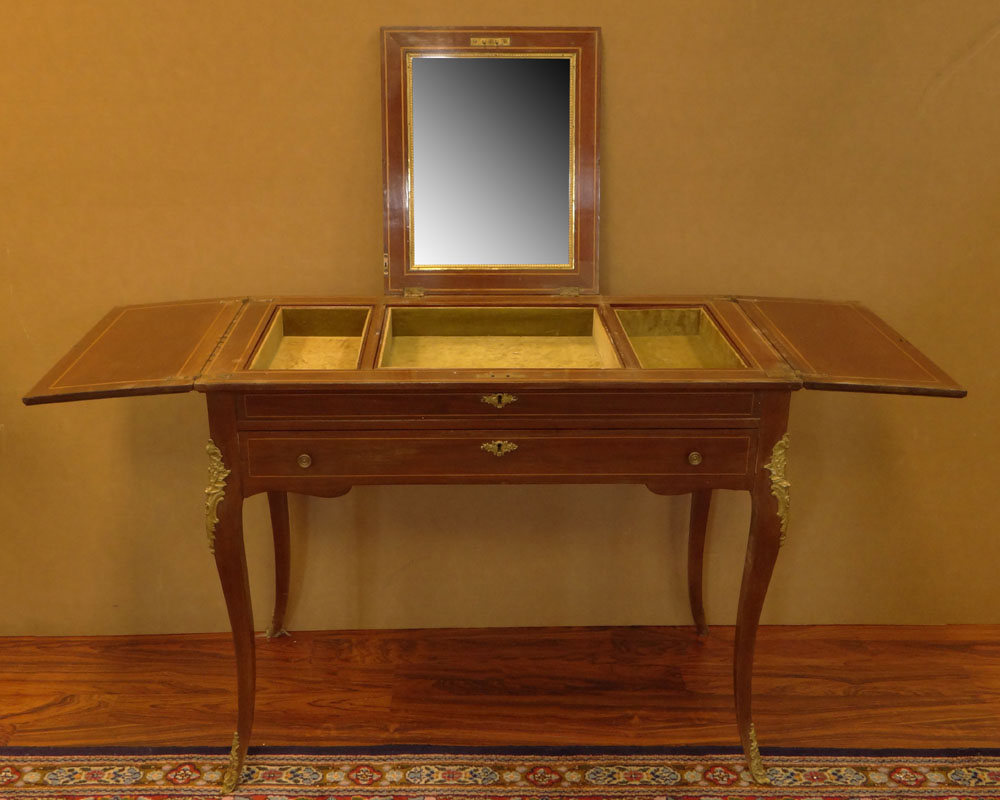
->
1 625 999 750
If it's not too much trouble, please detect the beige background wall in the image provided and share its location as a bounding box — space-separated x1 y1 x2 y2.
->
1 0 997 635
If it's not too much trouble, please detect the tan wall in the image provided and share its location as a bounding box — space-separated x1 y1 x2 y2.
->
1 0 997 635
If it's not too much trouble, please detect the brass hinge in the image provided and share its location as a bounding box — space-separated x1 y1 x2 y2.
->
557 287 581 297
195 297 248 379
403 287 426 298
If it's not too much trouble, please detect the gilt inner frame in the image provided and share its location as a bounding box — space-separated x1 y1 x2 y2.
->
405 51 577 272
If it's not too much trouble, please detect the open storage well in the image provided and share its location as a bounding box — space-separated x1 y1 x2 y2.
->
615 307 747 369
246 305 747 372
249 307 371 370
377 307 621 369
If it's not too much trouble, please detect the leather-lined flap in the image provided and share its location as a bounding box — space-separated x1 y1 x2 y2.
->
24 299 244 405
739 297 965 397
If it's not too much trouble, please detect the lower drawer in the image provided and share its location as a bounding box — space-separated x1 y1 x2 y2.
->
242 430 754 481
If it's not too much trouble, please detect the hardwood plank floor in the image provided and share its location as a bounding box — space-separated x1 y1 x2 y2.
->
1 626 999 749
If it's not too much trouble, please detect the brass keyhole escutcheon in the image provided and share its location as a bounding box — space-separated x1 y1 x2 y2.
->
481 440 518 457
297 453 313 469
687 451 703 466
481 392 518 409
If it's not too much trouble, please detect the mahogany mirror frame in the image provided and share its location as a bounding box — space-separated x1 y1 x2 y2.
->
380 26 601 296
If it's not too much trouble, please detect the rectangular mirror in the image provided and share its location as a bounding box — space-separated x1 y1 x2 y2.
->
409 54 574 269
382 28 600 295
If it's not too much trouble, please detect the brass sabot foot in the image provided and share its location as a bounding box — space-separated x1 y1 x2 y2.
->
747 722 770 784
265 625 290 640
220 731 242 795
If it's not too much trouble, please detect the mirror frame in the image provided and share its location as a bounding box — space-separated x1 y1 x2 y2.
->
381 27 600 295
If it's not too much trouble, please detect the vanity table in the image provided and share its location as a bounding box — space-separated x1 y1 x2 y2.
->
24 27 964 793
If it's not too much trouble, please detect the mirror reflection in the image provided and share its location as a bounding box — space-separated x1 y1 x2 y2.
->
408 54 575 270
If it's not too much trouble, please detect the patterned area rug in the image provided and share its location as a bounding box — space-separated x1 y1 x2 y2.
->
1 746 999 799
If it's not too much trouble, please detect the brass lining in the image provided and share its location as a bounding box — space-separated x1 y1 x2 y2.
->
615 307 747 370
249 307 371 371
764 434 791 545
404 51 577 272
748 723 769 784
377 306 621 370
205 440 230 555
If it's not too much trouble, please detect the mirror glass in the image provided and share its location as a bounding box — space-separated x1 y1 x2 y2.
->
407 54 575 270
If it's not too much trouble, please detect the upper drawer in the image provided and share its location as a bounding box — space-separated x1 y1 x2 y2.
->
240 390 757 422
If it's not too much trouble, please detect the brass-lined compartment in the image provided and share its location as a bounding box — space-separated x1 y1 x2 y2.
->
249 307 371 370
377 306 621 369
615 307 747 369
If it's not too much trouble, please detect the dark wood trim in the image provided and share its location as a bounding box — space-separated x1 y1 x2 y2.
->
381 28 600 295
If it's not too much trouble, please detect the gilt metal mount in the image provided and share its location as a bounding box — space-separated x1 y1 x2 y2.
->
481 440 518 457
481 392 518 409
764 434 791 545
205 440 231 555
220 730 241 794
470 36 510 46
747 723 769 784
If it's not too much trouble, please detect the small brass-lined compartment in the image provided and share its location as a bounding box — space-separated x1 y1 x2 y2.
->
249 307 371 370
377 307 621 369
616 307 746 369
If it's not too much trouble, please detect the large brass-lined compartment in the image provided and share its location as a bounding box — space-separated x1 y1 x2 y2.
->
250 307 371 370
616 307 747 369
377 307 621 369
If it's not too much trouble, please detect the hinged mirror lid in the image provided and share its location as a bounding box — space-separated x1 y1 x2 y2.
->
381 27 600 296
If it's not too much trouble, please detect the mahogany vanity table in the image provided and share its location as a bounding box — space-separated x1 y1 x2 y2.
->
24 27 964 793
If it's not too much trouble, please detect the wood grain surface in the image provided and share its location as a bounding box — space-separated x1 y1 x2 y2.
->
1 625 998 749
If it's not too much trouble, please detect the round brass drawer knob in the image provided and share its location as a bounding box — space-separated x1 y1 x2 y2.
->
297 453 313 469
687 451 703 466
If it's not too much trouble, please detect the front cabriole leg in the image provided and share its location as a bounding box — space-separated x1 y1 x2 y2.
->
734 392 791 785
206 394 255 795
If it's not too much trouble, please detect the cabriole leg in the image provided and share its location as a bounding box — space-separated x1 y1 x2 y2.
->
734 488 782 784
208 446 254 794
687 489 712 636
734 394 790 785
266 491 291 639
206 394 255 796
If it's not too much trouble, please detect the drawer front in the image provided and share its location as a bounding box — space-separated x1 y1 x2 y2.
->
243 430 754 481
241 390 756 421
